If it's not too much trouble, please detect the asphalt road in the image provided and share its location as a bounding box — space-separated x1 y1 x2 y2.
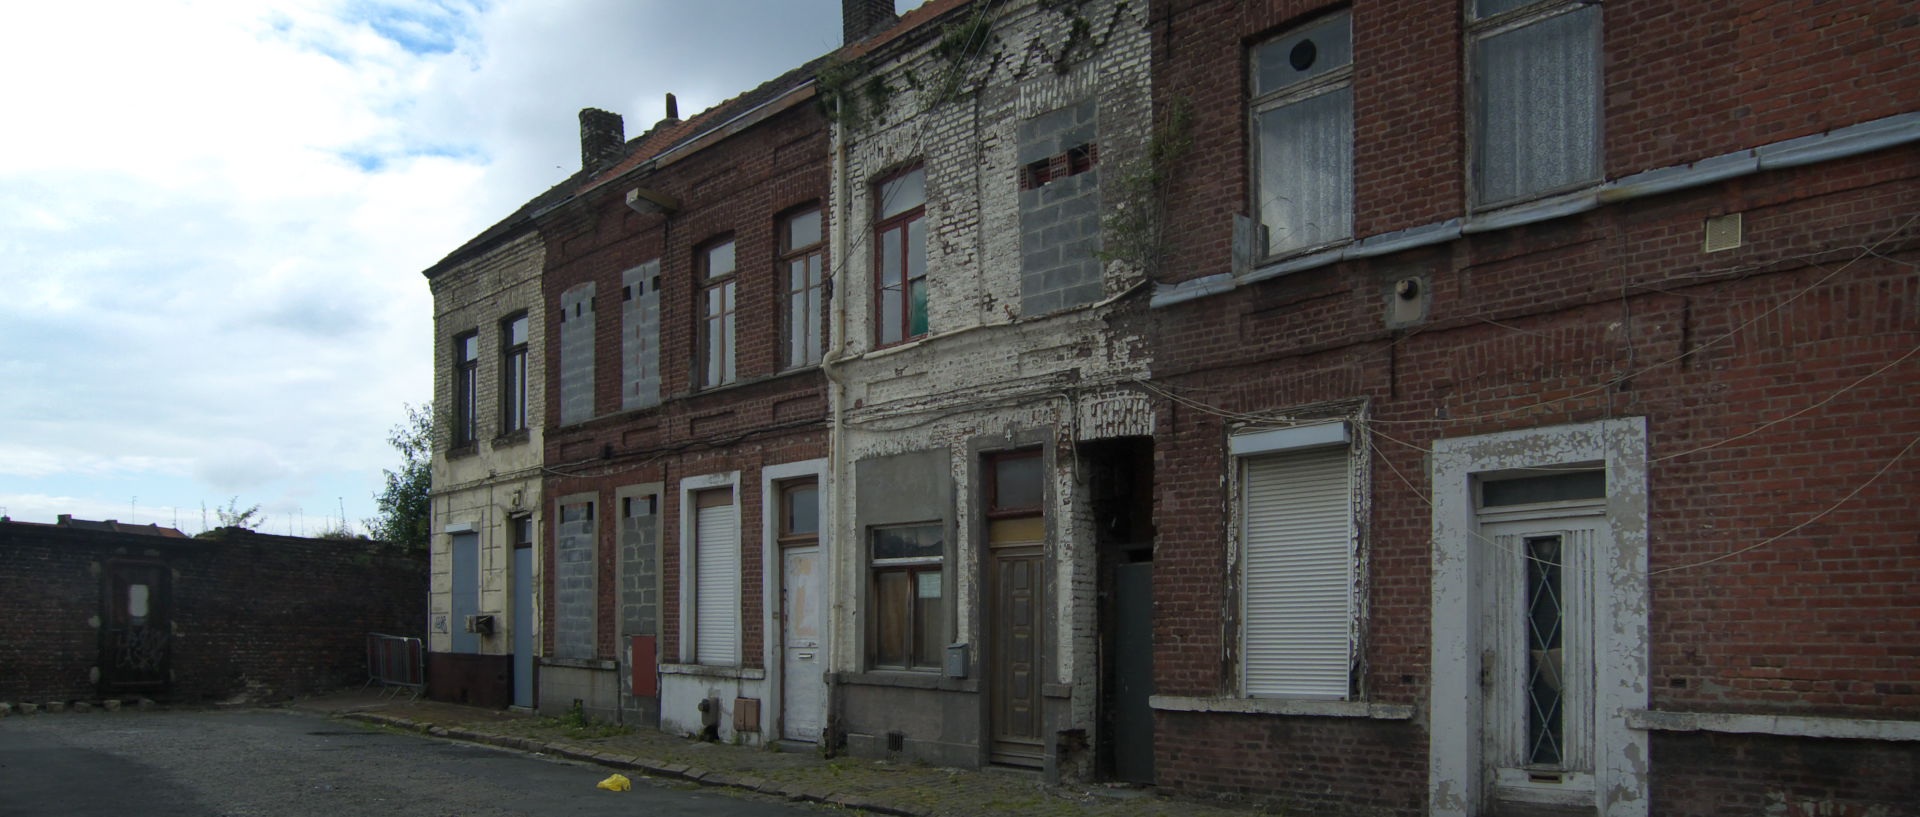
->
0 708 834 817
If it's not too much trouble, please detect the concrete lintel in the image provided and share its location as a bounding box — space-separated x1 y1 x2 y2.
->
658 662 767 681
1149 694 1415 720
538 657 617 671
1627 709 1920 742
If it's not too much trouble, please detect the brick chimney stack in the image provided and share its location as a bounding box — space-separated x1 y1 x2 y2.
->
578 108 625 171
842 0 898 44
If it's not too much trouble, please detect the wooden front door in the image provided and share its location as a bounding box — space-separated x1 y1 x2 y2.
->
101 560 170 693
986 450 1046 768
990 541 1043 766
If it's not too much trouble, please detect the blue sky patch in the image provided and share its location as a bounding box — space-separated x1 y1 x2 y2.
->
347 0 482 56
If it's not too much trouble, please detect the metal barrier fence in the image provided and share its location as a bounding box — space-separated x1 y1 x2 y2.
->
365 633 424 699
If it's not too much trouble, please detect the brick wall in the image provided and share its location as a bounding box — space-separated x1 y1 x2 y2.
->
1650 732 1919 817
536 88 833 669
0 523 426 704
1147 0 1919 811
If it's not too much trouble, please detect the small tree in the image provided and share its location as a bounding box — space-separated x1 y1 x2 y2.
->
215 496 266 530
367 403 432 549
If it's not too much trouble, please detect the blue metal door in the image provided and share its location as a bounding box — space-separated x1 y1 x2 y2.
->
513 544 533 708
450 533 479 653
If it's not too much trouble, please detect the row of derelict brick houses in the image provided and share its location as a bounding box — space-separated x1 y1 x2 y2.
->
420 1 1920 814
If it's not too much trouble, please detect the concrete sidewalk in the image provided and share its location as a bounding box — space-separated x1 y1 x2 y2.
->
288 690 1258 817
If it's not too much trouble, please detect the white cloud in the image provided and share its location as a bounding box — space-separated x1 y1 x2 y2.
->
0 0 846 527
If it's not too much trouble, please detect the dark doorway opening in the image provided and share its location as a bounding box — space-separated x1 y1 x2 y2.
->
1083 437 1155 784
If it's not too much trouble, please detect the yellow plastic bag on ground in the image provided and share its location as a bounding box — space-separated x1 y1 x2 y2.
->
596 773 631 792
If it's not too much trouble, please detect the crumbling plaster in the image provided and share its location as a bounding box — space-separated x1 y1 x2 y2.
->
822 0 1155 760
1428 417 1650 817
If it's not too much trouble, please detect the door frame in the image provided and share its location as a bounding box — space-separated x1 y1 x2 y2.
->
99 558 171 694
511 513 536 709
449 531 481 654
1427 418 1650 817
980 447 1048 768
1477 508 1606 806
762 458 829 742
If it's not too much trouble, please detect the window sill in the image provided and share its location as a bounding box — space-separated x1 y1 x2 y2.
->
447 444 479 460
659 663 766 681
1626 709 1920 742
1149 695 1414 720
540 657 617 671
831 670 978 693
681 365 826 400
1461 186 1600 233
491 429 530 447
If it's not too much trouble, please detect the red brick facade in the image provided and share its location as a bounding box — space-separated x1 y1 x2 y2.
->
1146 0 1919 813
536 90 832 672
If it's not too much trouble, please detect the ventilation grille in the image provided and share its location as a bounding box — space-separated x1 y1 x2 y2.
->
1703 213 1742 253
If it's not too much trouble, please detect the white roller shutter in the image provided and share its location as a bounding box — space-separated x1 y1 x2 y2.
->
1242 445 1353 699
695 502 739 665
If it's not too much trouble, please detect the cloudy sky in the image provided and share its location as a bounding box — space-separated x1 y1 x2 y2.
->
1 1 913 534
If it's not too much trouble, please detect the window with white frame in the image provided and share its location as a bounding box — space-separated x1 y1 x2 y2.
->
1468 0 1601 207
1235 423 1357 699
1250 11 1353 259
690 486 739 665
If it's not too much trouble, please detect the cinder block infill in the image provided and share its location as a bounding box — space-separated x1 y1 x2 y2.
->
337 710 925 816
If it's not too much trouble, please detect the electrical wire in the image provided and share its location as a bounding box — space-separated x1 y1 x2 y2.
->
1650 433 1919 576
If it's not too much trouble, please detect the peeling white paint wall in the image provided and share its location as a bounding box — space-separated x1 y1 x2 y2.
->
823 0 1155 754
1427 418 1650 817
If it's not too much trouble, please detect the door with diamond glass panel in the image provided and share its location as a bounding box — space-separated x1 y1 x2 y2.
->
1478 511 1604 812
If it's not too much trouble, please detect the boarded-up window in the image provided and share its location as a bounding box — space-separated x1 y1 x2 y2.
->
558 283 595 425
621 261 661 410
554 501 596 660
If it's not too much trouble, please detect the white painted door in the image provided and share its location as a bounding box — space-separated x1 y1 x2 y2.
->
1479 512 1606 810
780 546 825 741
